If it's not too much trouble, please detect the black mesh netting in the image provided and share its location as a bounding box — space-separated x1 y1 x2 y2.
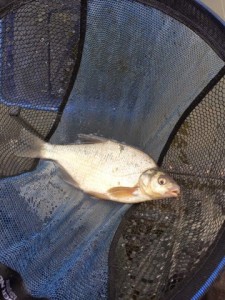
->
0 0 225 299
0 0 81 177
109 74 225 299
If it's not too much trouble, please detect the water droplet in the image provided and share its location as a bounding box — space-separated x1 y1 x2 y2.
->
58 88 64 94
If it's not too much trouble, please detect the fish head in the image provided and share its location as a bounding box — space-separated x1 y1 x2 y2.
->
139 168 180 199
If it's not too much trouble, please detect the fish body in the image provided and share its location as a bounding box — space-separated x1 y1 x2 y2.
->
15 132 180 203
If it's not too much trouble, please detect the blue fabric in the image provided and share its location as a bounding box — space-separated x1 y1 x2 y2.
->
0 162 128 299
55 0 224 161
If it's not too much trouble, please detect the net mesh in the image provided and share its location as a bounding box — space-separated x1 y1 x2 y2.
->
0 0 81 177
109 51 225 300
0 0 224 299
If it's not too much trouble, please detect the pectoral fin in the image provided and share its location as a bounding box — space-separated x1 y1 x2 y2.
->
77 134 107 144
107 186 138 199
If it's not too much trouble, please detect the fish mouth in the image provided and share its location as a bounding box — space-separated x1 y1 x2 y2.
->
166 186 181 197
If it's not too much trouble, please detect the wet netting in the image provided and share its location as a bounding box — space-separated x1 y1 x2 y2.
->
0 0 225 299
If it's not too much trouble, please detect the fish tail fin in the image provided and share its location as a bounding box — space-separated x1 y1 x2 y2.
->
14 129 50 159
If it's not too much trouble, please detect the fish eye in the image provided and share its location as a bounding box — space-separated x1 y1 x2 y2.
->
158 176 167 185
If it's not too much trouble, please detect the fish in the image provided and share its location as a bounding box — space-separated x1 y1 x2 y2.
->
14 130 180 203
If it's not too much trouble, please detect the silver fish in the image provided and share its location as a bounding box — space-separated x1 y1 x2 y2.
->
15 131 180 203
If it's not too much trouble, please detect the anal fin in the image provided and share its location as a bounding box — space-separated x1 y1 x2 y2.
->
58 166 80 189
88 191 110 200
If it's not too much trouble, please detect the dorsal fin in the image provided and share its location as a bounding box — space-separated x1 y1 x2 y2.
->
77 134 107 144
